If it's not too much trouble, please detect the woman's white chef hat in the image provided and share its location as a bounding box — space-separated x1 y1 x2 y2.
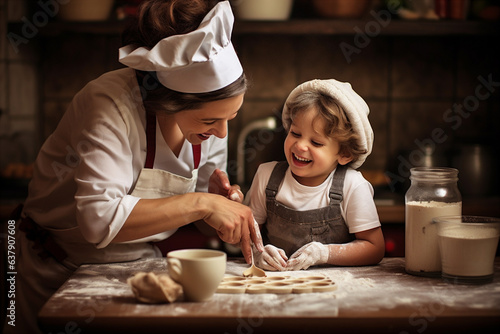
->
119 1 243 93
282 79 374 169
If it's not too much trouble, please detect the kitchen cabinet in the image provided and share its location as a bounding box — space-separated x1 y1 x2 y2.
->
234 19 500 35
377 197 500 224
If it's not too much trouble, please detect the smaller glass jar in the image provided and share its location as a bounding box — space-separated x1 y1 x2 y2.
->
405 167 462 277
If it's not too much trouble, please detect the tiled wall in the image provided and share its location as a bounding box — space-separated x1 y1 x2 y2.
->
2 0 499 195
231 33 499 191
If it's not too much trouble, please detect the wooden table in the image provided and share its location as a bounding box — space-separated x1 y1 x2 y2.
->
38 257 500 334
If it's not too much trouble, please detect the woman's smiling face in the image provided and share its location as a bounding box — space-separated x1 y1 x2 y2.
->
174 94 244 144
284 107 350 187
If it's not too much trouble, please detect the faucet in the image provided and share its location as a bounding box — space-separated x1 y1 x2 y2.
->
236 117 278 186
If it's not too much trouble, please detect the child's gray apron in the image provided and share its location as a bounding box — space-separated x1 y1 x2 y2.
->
264 162 355 256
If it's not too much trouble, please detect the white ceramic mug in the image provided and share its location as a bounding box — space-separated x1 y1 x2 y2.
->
167 249 226 302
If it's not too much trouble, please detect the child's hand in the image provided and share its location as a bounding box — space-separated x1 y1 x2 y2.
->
286 242 329 270
253 244 288 271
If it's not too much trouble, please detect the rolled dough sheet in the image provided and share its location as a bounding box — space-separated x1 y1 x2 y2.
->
216 274 337 294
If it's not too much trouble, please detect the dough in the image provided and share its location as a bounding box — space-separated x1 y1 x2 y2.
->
128 272 183 303
216 274 337 294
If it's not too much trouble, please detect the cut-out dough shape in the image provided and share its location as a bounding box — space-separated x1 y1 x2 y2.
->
246 285 268 294
265 275 288 281
246 278 268 285
310 281 337 292
267 281 292 286
223 276 247 282
292 285 313 294
216 282 247 294
217 274 336 294
302 275 328 281
265 282 293 294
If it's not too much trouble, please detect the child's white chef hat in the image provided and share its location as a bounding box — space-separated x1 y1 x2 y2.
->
119 1 243 93
282 79 374 169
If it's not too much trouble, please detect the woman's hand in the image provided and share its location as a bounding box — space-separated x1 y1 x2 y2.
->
201 193 263 263
207 169 264 262
208 169 244 203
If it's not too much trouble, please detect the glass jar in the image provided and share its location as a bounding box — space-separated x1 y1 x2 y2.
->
405 167 462 276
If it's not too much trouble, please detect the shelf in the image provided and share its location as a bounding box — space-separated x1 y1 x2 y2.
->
234 19 500 36
7 19 500 37
377 197 500 224
7 20 127 36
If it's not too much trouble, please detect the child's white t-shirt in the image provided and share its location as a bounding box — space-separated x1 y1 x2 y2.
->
245 161 381 234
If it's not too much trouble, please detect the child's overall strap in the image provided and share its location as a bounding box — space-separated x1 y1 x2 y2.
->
329 164 347 205
265 161 289 201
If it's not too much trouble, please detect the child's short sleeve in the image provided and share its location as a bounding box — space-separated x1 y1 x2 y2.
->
342 169 381 234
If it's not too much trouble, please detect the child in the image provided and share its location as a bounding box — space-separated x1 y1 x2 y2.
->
245 79 385 271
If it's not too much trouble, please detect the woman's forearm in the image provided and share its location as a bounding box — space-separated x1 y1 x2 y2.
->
112 191 261 264
112 192 207 243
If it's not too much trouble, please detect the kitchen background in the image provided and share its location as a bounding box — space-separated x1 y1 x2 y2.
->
1 0 499 255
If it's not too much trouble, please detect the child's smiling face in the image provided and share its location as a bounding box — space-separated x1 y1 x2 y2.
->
284 107 352 187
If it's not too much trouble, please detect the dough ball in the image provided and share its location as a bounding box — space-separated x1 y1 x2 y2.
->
128 272 183 303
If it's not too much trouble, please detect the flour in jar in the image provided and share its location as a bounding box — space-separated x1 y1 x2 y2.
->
405 201 461 275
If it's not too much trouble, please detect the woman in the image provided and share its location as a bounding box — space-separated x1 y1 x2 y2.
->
5 1 263 333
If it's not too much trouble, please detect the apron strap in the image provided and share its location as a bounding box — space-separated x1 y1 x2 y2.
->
265 161 288 200
145 111 156 169
265 161 346 204
19 217 68 262
192 144 201 169
329 164 347 204
144 111 202 170
14 204 68 263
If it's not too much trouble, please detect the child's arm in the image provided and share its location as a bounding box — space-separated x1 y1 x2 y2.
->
287 227 385 270
327 227 385 266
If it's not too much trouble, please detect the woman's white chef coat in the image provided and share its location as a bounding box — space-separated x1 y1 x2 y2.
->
23 67 228 250
5 67 228 334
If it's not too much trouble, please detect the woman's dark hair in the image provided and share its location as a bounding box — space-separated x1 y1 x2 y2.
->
136 71 247 114
122 0 247 114
122 0 221 48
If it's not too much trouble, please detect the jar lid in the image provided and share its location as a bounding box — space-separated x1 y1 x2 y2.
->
410 167 459 182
